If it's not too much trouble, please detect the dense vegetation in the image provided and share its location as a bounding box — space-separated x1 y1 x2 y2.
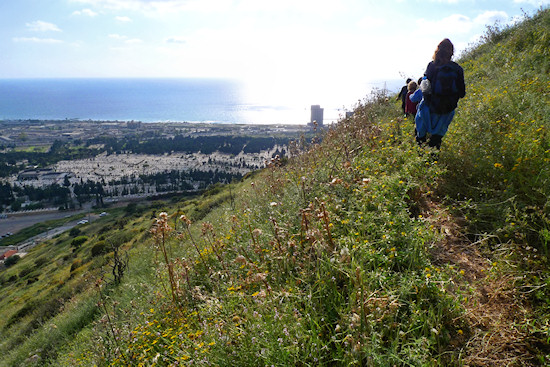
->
0 8 549 366
89 135 290 156
0 141 101 176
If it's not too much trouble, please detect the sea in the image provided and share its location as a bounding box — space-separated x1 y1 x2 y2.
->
0 78 400 125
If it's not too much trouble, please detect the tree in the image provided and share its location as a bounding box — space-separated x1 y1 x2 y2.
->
11 199 23 212
4 255 20 267
110 241 128 284
0 183 13 205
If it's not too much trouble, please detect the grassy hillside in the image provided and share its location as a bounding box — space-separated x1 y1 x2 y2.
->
1 8 549 366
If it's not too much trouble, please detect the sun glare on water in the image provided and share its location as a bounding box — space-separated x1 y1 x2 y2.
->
240 75 373 124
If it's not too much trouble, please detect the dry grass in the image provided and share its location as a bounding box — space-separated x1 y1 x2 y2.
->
427 200 538 366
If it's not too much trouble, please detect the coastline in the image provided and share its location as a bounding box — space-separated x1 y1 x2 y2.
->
0 77 394 124
0 78 342 124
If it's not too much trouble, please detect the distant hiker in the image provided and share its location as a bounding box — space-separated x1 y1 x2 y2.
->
396 78 412 115
414 38 466 149
405 80 419 117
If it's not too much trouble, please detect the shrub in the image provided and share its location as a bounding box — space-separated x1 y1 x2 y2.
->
70 259 82 272
4 255 20 267
98 225 112 234
71 236 88 249
91 240 107 257
125 202 137 214
19 266 34 279
34 257 48 268
115 218 129 229
5 300 37 328
69 227 81 237
111 231 133 246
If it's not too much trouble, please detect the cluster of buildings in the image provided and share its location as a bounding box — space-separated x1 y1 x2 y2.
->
17 168 72 184
0 248 17 260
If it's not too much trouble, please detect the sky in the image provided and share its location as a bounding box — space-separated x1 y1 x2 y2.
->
1 0 549 108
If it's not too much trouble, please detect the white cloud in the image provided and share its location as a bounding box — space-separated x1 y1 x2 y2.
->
415 14 473 35
108 33 127 39
115 15 132 22
125 38 142 44
69 0 133 10
509 15 525 25
428 0 461 3
514 0 550 5
72 8 99 16
108 33 141 43
13 37 63 44
26 21 62 32
356 15 387 29
70 0 233 14
474 10 509 26
236 0 346 17
69 0 345 16
155 0 233 13
165 37 187 44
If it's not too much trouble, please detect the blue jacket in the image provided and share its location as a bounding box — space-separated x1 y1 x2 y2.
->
410 88 455 137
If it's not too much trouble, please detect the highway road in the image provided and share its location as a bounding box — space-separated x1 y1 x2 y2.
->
0 210 80 237
15 213 98 252
0 203 94 248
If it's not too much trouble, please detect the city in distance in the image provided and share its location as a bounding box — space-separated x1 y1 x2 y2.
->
0 119 315 249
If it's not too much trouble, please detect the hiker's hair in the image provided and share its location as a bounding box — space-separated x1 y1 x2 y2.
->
432 38 454 65
407 81 417 92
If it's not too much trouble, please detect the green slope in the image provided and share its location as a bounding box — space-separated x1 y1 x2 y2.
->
1 8 549 366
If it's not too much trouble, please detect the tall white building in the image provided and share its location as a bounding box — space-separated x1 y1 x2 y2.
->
310 105 324 126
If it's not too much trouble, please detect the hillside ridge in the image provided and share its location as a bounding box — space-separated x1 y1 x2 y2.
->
0 7 549 366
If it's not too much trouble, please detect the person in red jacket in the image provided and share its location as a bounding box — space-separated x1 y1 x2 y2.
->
396 78 412 115
405 80 418 117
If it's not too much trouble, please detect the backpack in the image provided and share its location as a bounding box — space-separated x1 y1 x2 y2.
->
429 63 460 114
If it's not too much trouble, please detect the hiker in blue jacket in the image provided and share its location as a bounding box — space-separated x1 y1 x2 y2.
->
413 38 466 149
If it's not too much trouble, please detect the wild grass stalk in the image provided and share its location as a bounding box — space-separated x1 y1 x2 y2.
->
150 212 180 308
95 279 128 365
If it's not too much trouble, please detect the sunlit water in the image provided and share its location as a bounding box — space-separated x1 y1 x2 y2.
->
0 78 401 124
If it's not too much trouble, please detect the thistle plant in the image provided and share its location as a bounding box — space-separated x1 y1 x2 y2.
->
150 212 179 308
